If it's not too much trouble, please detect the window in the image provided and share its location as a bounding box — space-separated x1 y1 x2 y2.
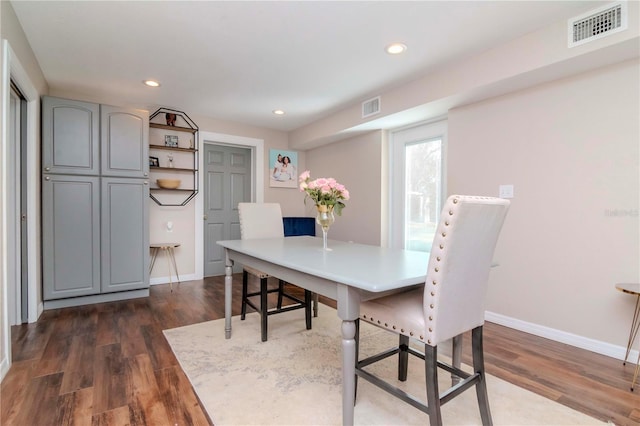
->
390 120 447 251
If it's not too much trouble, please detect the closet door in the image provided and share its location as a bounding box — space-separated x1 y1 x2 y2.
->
101 177 150 293
42 96 99 176
42 175 101 300
101 105 149 178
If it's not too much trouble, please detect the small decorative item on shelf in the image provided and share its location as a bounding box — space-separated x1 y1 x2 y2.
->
156 179 181 189
165 113 177 126
149 156 159 167
298 170 349 251
164 135 179 147
167 154 174 168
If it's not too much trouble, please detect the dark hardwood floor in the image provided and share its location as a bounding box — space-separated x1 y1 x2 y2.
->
2 276 639 425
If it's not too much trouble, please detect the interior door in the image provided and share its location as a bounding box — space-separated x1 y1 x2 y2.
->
8 83 23 323
203 144 251 276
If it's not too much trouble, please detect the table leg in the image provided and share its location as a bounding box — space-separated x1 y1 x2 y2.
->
168 246 180 284
164 248 174 292
149 247 159 274
342 319 356 426
623 295 640 364
224 251 233 339
337 284 360 426
632 351 640 391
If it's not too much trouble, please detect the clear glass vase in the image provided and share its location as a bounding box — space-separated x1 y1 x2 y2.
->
316 204 335 251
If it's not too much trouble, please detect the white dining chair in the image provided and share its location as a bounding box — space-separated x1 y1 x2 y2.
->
356 195 510 425
238 202 312 342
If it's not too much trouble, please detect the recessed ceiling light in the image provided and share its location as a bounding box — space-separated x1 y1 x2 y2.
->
385 43 407 55
143 80 160 87
273 109 285 115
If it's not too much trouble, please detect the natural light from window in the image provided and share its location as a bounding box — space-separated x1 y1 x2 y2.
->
404 138 442 252
390 120 446 252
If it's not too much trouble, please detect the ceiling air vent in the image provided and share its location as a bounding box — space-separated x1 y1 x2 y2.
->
362 96 381 118
568 1 627 48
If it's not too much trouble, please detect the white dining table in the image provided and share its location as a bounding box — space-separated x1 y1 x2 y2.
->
217 235 429 425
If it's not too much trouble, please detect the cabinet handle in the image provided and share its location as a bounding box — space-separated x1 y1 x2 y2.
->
144 172 148 176
45 176 51 181
44 166 51 171
144 181 149 185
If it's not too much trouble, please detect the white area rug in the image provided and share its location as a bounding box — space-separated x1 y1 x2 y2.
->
163 305 603 425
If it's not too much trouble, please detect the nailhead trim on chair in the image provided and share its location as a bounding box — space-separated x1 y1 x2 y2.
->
359 315 420 343
425 195 459 345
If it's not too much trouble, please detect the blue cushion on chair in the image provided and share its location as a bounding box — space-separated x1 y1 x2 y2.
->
283 217 316 237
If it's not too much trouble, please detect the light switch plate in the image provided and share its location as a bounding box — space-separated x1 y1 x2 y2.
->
499 185 514 199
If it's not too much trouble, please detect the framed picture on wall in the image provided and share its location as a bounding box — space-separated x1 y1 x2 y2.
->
270 149 299 188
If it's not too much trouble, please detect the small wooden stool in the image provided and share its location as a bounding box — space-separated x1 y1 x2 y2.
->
150 243 181 292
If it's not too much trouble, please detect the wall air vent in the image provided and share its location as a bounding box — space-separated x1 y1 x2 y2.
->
362 96 381 118
568 1 627 48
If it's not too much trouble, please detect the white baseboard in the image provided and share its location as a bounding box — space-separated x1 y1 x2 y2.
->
150 273 198 286
485 311 639 362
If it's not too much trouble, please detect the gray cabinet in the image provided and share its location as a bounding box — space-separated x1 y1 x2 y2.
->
101 178 149 293
42 97 99 176
42 175 101 299
101 105 149 178
42 96 150 305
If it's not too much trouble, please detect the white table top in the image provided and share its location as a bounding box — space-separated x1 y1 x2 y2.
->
150 243 181 248
217 236 429 292
616 283 640 296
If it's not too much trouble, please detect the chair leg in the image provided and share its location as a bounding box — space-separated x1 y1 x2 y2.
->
277 280 285 309
472 326 493 426
398 334 409 381
313 292 319 317
425 344 442 426
304 290 312 330
451 334 463 386
354 319 360 404
241 270 249 320
260 277 268 342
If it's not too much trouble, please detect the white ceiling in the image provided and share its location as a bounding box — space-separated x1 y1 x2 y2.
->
10 1 608 132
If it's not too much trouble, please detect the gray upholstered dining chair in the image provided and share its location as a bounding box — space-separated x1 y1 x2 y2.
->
238 202 312 342
355 195 510 425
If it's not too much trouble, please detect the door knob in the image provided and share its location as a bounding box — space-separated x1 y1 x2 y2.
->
203 215 208 220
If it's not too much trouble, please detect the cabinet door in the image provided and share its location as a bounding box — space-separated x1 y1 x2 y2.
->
42 175 101 300
42 96 99 175
101 105 149 178
101 177 150 293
